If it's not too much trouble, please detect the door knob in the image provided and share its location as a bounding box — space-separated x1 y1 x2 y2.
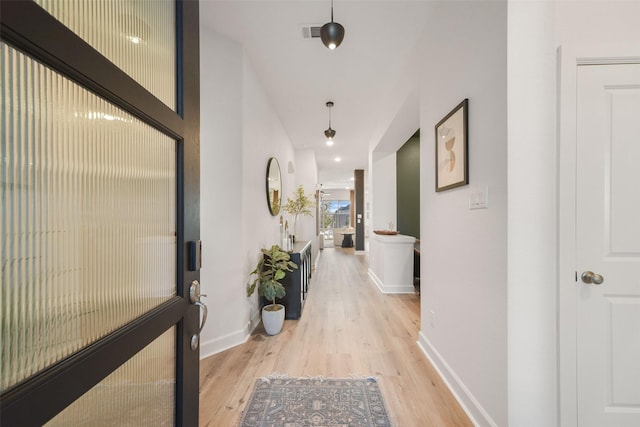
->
189 280 208 350
581 271 604 285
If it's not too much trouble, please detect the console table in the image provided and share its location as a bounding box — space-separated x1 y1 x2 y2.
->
262 240 312 319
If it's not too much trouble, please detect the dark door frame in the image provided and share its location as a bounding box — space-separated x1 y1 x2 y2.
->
0 1 200 425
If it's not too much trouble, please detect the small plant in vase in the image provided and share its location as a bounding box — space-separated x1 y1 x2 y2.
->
247 245 298 335
283 185 315 243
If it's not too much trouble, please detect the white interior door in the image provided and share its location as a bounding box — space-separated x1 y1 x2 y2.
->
576 63 640 427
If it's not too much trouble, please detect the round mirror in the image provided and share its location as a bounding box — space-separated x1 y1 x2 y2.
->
266 157 282 216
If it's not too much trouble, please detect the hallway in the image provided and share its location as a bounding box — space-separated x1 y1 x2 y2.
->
199 248 471 426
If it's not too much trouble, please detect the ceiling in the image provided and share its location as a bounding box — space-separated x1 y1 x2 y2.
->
200 1 434 189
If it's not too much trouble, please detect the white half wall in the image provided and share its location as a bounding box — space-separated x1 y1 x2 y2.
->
418 2 507 426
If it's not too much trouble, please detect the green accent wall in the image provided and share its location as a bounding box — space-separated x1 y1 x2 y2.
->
396 130 420 239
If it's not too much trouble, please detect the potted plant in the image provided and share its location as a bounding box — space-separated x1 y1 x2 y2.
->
283 185 315 242
246 245 298 335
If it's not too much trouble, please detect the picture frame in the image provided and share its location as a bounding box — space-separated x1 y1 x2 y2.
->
435 98 468 192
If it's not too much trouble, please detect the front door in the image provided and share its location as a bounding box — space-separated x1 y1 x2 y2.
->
1 1 201 425
576 63 640 427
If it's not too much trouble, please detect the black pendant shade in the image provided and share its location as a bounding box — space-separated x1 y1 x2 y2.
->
320 21 345 50
324 101 336 140
324 127 336 139
321 0 345 50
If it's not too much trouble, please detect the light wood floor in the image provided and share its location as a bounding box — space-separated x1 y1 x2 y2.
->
199 247 472 427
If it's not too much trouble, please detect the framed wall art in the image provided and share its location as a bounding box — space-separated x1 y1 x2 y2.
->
435 98 468 192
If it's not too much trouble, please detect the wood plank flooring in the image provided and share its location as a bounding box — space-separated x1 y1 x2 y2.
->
199 247 472 427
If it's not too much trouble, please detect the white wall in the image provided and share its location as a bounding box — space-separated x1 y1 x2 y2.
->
323 189 350 201
199 26 246 357
199 26 297 357
368 54 420 240
242 59 296 329
507 2 557 426
507 2 640 426
293 149 319 265
371 152 397 232
555 1 640 45
417 2 508 426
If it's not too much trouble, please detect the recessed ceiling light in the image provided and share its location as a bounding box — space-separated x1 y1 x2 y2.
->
335 157 341 162
349 177 354 181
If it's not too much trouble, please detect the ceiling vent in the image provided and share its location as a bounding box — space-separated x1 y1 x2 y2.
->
301 25 322 39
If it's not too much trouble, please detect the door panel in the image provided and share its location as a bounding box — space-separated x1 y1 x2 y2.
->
1 43 177 391
0 1 200 425
33 0 176 109
577 63 640 427
45 327 176 427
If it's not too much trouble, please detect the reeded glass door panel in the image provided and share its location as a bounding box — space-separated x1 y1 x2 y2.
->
1 43 177 392
45 327 176 427
34 0 176 109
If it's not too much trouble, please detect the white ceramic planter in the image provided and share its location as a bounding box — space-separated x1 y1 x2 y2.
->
262 304 285 335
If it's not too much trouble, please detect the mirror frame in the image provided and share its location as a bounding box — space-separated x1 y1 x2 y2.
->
266 157 282 216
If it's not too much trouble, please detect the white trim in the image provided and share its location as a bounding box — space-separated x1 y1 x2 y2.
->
557 43 579 427
577 56 640 66
367 268 414 294
200 328 249 360
200 312 260 360
417 332 497 427
250 309 261 333
354 250 366 255
557 42 640 427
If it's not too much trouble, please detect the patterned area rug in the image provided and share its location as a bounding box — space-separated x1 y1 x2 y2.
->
238 376 392 427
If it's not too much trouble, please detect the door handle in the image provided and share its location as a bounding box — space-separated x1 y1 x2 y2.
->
581 271 604 285
189 280 208 350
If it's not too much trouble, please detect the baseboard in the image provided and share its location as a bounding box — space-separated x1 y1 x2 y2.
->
200 312 261 360
200 328 248 360
250 309 261 332
354 250 366 255
367 268 415 294
417 332 497 427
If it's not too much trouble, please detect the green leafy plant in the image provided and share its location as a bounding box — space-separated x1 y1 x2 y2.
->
247 245 298 308
283 185 315 235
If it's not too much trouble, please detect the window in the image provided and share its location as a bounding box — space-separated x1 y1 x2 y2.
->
322 200 351 234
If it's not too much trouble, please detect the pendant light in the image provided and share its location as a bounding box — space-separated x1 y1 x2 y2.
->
324 101 336 145
320 0 345 50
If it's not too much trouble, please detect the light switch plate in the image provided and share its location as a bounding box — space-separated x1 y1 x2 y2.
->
469 187 488 210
